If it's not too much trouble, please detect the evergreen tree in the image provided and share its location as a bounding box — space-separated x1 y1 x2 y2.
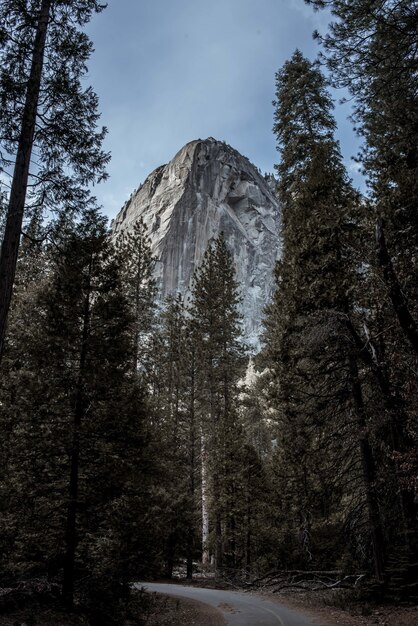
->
266 51 385 577
115 217 157 373
236 364 277 577
147 295 200 579
0 216 50 583
305 0 418 590
305 0 418 351
190 234 245 573
0 210 161 617
0 0 109 359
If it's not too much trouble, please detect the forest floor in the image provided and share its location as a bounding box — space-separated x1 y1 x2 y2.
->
0 602 89 626
0 593 226 626
270 590 418 626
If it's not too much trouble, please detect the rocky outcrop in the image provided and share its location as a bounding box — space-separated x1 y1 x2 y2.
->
112 137 281 349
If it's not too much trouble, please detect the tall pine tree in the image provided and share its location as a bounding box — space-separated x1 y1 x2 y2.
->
0 0 109 359
190 234 245 573
265 51 385 577
0 209 161 617
305 0 418 589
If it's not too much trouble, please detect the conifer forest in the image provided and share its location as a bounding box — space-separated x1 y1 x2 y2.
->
0 1 417 625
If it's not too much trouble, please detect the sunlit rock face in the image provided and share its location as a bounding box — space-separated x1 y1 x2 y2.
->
112 137 281 349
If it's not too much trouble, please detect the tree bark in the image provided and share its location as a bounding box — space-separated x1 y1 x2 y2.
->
245 499 251 580
186 359 196 579
349 355 385 581
215 506 223 573
346 316 417 539
165 534 175 579
0 0 52 360
376 220 418 354
201 434 210 565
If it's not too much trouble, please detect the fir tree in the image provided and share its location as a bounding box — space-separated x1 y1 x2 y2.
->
266 51 385 577
0 210 161 615
190 234 245 573
305 0 418 351
149 295 200 579
0 0 109 359
305 0 418 589
115 217 157 374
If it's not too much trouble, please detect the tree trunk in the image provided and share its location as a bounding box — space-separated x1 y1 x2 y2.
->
349 355 385 581
165 533 175 579
0 0 52 360
370 326 417 541
186 366 196 579
215 508 223 573
227 509 236 571
347 316 417 543
245 507 251 580
201 434 210 565
186 529 194 579
375 220 418 354
62 258 92 605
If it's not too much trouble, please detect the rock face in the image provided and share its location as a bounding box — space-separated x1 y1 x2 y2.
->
112 137 281 349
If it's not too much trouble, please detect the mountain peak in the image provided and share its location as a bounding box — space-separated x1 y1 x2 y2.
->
112 139 281 349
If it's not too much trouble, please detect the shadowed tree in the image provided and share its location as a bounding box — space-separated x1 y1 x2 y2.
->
0 0 109 359
265 50 385 578
304 0 418 590
190 234 245 573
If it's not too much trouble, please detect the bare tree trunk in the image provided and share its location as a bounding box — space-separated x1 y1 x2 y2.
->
215 506 223 573
0 0 52 360
165 534 175 579
227 508 236 571
245 505 251 580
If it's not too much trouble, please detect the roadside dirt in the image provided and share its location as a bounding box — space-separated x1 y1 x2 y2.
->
145 592 227 626
271 591 418 626
0 605 89 625
0 593 227 626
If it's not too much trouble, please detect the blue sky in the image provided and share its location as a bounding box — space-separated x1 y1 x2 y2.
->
85 0 363 220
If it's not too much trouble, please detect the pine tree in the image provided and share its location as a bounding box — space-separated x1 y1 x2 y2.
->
0 209 162 615
0 216 50 583
305 0 418 351
0 0 109 359
148 295 200 579
115 217 157 374
190 234 245 573
266 51 385 577
305 0 418 590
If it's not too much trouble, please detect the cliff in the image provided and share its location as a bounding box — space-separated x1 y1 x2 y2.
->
112 137 281 348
